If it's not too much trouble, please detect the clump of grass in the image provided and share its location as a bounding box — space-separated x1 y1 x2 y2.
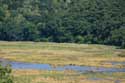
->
117 51 125 57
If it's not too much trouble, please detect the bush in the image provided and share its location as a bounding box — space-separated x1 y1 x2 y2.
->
0 64 13 83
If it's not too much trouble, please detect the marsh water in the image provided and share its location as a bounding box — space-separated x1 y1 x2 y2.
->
0 59 124 83
0 59 125 73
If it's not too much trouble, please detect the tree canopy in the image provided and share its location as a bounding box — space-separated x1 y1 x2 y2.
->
0 0 125 48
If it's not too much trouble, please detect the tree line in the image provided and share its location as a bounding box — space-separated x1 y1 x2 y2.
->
0 0 125 48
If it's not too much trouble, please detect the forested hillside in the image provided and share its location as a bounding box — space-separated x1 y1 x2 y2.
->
0 0 125 48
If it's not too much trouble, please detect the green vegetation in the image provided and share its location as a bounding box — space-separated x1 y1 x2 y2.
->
0 64 13 83
0 0 125 82
0 0 125 48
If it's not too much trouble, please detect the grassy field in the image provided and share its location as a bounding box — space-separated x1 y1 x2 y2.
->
12 70 125 83
0 41 125 68
0 41 125 83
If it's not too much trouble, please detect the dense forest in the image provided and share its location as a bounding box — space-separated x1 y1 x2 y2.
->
0 0 125 48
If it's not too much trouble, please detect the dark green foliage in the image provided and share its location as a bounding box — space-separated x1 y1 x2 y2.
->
0 0 125 48
0 64 13 83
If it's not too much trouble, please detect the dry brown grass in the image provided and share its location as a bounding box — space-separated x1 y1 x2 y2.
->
12 70 125 83
0 41 125 68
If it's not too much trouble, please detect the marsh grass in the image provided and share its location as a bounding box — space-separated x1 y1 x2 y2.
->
12 70 125 83
0 41 125 68
0 41 125 83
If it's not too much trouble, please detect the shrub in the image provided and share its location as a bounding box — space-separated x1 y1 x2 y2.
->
0 64 13 83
